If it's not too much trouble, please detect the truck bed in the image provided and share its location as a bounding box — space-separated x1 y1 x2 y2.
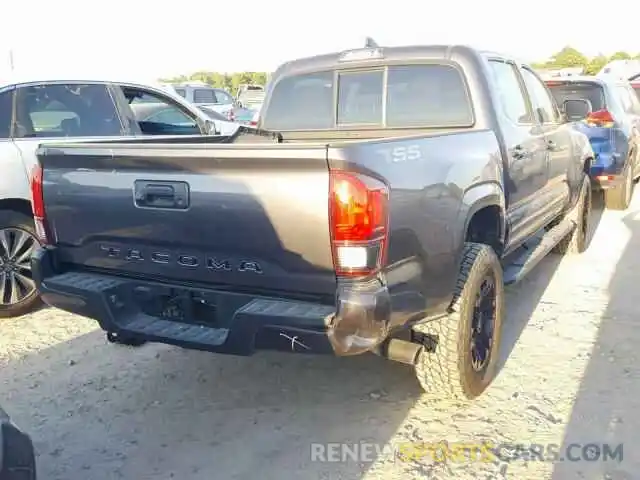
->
33 127 503 356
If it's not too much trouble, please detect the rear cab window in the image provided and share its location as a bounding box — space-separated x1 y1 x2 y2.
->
545 81 606 113
262 64 474 131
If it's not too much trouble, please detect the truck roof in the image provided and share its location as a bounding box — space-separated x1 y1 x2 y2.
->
271 44 525 79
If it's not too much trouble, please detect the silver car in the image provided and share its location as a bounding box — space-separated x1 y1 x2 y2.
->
0 74 232 318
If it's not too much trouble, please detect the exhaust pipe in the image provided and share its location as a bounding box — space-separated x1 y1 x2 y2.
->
374 338 423 365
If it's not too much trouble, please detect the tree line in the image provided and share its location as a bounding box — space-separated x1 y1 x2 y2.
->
159 72 269 95
531 46 640 74
159 46 640 93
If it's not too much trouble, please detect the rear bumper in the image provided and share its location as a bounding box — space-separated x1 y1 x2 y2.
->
590 173 624 190
589 153 624 190
32 246 392 357
0 407 37 480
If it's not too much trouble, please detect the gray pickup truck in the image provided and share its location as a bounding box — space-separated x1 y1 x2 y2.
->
31 44 594 401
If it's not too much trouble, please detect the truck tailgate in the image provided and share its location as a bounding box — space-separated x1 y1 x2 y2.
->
37 143 336 298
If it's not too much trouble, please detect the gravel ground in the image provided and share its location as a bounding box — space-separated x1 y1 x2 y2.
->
1 191 639 480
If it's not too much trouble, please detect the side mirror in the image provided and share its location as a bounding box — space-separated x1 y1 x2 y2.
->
205 119 219 135
562 98 593 121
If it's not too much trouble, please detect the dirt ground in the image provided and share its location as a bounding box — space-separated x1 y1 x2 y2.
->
1 191 639 480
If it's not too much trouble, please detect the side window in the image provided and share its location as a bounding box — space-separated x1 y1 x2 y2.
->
0 90 13 139
14 83 122 138
123 87 199 134
520 68 558 124
174 88 186 98
214 90 233 105
193 88 217 104
487 61 531 124
146 109 194 125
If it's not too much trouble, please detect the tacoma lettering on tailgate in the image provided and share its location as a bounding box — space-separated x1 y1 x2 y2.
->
99 245 263 274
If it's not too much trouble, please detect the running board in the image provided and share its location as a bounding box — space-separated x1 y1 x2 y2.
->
503 218 576 286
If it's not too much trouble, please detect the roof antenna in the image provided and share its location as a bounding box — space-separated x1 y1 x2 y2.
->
364 37 379 48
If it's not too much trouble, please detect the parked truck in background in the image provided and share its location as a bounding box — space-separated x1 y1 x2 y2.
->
31 44 594 401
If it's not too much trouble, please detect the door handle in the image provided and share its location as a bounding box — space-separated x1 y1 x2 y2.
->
134 180 189 209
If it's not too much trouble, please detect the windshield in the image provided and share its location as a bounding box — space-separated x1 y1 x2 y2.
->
546 82 606 112
197 106 227 121
262 64 473 130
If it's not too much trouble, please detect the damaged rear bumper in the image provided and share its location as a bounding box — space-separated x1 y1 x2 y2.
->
32 246 392 357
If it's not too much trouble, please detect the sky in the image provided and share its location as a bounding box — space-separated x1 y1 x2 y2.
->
1 0 638 81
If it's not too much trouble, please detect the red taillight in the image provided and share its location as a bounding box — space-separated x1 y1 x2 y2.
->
249 120 257 126
30 164 48 244
329 171 389 277
585 109 615 126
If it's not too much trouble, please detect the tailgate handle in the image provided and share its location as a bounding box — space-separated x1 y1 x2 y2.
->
134 181 189 209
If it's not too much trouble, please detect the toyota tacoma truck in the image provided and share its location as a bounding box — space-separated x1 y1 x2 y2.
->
30 44 594 400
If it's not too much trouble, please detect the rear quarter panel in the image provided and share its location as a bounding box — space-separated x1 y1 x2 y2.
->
0 139 31 202
329 129 503 327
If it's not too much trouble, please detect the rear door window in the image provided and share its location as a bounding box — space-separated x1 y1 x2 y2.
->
546 82 606 112
14 83 123 138
262 63 473 130
487 61 531 124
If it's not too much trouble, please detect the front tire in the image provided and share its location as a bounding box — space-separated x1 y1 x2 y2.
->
0 210 41 319
412 243 504 400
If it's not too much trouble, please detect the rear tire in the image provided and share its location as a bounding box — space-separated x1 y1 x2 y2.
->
412 242 504 400
552 176 591 255
0 210 42 319
604 165 633 210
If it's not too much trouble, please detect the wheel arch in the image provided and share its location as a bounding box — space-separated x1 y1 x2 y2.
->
461 183 506 256
0 197 33 219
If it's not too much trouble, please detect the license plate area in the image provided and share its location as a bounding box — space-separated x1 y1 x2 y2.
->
132 286 218 326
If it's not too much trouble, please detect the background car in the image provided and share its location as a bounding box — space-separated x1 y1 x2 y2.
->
195 105 242 134
232 104 261 125
236 84 265 109
0 75 225 318
165 83 237 117
545 75 640 210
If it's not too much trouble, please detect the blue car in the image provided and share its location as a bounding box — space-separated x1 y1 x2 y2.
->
545 75 640 210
